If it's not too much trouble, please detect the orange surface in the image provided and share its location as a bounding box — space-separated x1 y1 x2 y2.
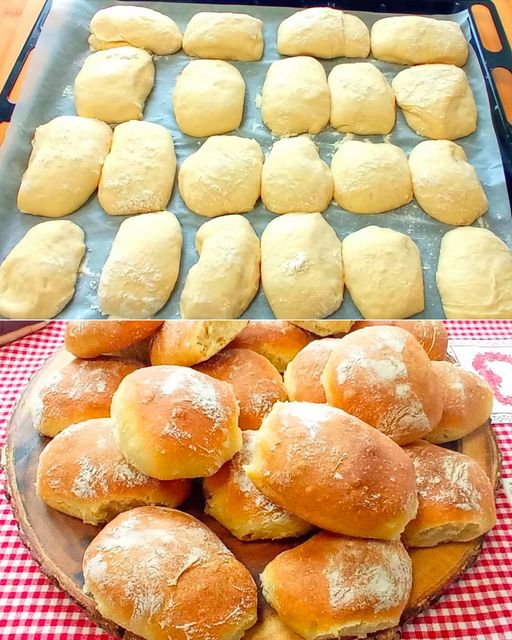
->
0 0 511 145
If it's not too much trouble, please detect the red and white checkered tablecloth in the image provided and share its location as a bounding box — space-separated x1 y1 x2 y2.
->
0 321 511 640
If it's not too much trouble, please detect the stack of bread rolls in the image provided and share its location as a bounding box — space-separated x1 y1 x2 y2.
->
34 319 497 640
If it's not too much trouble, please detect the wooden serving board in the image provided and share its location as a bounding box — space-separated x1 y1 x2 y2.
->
3 349 501 640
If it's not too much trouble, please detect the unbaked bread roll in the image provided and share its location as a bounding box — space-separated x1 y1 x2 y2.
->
261 213 343 319
195 348 286 430
331 141 412 213
277 7 370 59
0 222 85 319
284 338 340 403
65 320 162 358
289 321 353 336
75 46 154 124
229 321 314 372
111 365 241 480
342 226 424 319
98 121 175 216
17 116 112 217
150 320 248 366
261 57 330 136
409 140 487 225
178 135 263 217
427 362 493 443
392 64 477 140
98 212 182 319
183 12 263 60
83 507 257 640
436 228 512 319
261 137 333 214
371 16 468 66
246 401 418 539
37 418 190 524
203 431 312 540
322 326 442 444
328 62 395 134
32 356 143 437
89 5 182 55
261 533 412 640
180 216 259 319
173 60 245 137
403 441 496 547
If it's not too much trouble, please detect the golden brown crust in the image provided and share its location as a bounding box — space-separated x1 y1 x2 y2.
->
322 326 442 445
260 532 412 640
195 348 287 430
111 365 242 480
426 362 493 443
284 338 340 403
228 321 314 372
246 401 418 539
32 356 144 437
64 321 163 358
289 321 353 336
36 418 190 525
150 320 248 366
403 441 496 547
83 506 258 640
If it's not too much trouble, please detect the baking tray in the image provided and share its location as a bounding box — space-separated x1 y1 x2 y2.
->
0 0 511 320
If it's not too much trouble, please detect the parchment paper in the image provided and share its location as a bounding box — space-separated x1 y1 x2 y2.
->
0 0 510 319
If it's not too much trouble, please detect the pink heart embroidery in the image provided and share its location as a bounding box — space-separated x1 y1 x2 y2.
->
472 351 512 406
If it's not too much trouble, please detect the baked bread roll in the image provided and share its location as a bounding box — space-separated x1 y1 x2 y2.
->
195 348 286 430
83 507 258 640
65 320 162 359
277 7 370 59
150 320 248 366
289 321 353 336
36 418 190 525
403 441 496 547
284 338 340 403
111 365 241 479
229 321 314 372
203 431 313 540
322 326 442 444
32 356 143 437
246 401 418 539
260 532 412 640
371 16 468 66
426 361 493 443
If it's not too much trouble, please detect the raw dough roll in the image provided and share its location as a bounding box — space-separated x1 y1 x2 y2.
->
261 533 412 640
17 116 112 217
32 356 143 437
409 140 487 225
36 418 191 525
371 16 468 66
0 221 85 319
83 507 258 640
89 5 182 55
328 62 395 134
261 56 330 136
246 401 418 539
178 135 263 217
342 226 425 319
111 365 242 480
284 338 340 403
98 121 176 216
392 64 477 140
180 216 259 319
75 46 155 124
64 320 162 358
261 137 333 214
289 320 353 336
261 213 343 319
436 228 512 318
173 60 245 137
277 7 370 59
98 211 182 319
183 12 264 61
331 141 412 213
